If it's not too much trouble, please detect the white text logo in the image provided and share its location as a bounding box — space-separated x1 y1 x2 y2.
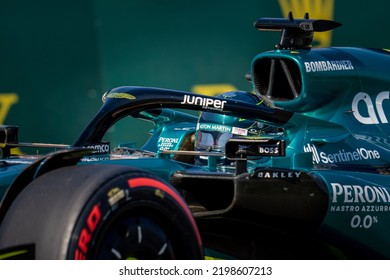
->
181 95 227 110
304 60 354 72
331 183 390 204
352 91 389 124
303 143 380 164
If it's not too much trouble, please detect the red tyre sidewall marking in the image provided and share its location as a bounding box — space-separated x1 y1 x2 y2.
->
74 203 102 259
128 177 202 247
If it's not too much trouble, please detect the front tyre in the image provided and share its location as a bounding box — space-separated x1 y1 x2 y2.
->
0 165 203 259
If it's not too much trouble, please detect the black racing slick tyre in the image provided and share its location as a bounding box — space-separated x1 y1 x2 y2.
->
0 165 203 260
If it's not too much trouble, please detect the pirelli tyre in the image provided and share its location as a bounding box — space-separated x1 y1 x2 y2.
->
0 164 203 259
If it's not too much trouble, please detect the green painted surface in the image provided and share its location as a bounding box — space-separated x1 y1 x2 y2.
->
0 0 389 145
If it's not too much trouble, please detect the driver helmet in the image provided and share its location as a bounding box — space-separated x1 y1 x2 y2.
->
194 91 276 165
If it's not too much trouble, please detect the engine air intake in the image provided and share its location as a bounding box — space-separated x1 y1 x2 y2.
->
252 57 302 101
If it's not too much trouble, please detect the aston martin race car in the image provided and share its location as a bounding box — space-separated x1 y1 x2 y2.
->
0 12 390 259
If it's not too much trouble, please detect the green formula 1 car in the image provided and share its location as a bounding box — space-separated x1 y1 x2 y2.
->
0 13 390 259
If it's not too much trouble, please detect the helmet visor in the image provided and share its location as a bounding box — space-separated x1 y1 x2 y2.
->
195 130 232 151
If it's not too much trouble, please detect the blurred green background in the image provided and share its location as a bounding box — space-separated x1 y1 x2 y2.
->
0 0 388 146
